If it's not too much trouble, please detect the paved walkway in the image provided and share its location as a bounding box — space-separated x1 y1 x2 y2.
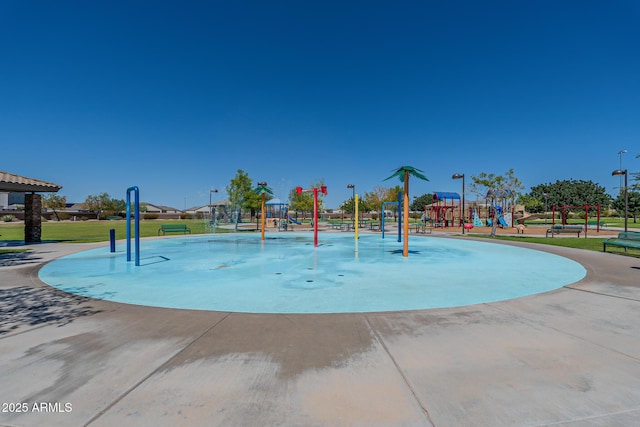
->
1 236 639 426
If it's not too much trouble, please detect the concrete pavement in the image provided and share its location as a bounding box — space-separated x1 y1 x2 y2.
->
1 236 639 426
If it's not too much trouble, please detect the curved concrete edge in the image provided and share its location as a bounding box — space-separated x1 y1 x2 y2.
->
0 236 639 426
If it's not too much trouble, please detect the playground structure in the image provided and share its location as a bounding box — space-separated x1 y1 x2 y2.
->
423 190 534 230
486 205 510 228
264 198 288 222
426 192 462 228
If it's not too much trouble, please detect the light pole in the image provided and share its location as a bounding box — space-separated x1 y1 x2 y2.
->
618 149 627 193
452 173 465 234
209 188 218 219
543 192 548 225
612 169 628 232
347 184 355 227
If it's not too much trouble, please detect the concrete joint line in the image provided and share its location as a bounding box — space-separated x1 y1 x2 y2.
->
565 285 640 303
537 407 640 426
363 315 436 427
487 301 640 363
84 312 233 426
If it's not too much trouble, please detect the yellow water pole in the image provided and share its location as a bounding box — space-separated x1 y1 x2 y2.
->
261 193 266 241
403 170 409 257
355 194 359 241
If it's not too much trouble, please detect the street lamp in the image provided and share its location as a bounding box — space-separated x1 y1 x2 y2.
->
347 184 355 226
618 150 627 193
209 188 218 219
542 192 548 226
452 173 465 234
612 169 628 232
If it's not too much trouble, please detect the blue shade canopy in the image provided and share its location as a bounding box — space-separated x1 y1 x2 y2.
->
433 192 460 201
265 198 287 206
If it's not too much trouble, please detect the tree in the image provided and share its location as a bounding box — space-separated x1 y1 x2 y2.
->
289 179 326 220
83 193 124 220
469 168 524 237
528 179 612 212
226 169 253 229
516 194 544 214
613 190 640 223
384 166 429 257
103 198 125 217
361 185 400 219
42 194 67 221
411 193 432 212
288 187 312 220
632 172 640 192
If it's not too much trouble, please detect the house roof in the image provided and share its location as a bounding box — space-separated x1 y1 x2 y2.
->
0 171 62 192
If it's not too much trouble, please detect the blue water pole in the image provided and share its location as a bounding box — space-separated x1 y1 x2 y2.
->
109 229 116 253
126 186 140 266
381 203 386 239
397 191 402 243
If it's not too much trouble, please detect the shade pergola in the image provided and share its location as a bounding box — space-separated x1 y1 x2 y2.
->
265 197 288 219
0 171 62 243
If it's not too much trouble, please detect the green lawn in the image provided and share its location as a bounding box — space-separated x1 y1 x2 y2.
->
0 219 238 243
2 218 639 257
468 234 640 257
525 217 639 229
0 248 30 255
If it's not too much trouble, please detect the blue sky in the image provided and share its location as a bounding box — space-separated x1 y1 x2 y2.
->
2 1 639 209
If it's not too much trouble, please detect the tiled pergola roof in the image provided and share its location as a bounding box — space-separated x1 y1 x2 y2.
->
0 171 62 192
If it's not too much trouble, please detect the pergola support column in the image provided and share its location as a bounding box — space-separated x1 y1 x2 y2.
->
24 193 42 243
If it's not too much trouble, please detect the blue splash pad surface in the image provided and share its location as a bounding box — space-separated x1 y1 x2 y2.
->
39 233 586 313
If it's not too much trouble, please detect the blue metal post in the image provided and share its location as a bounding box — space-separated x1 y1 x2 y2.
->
126 186 140 266
110 228 116 252
397 191 402 243
381 203 386 239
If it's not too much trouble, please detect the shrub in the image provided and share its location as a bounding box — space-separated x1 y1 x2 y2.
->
2 215 14 222
180 213 193 219
144 213 159 220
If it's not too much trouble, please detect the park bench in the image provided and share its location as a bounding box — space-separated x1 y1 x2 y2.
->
277 221 294 231
545 225 583 238
603 231 640 253
340 222 353 231
158 224 191 235
587 220 608 229
411 223 433 234
329 221 351 231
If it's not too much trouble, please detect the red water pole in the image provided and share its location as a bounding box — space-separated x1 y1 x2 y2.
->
297 185 328 247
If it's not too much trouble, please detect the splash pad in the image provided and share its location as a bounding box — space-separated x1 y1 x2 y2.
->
39 233 586 314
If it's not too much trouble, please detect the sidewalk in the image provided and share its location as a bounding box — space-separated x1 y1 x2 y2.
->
1 238 639 426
